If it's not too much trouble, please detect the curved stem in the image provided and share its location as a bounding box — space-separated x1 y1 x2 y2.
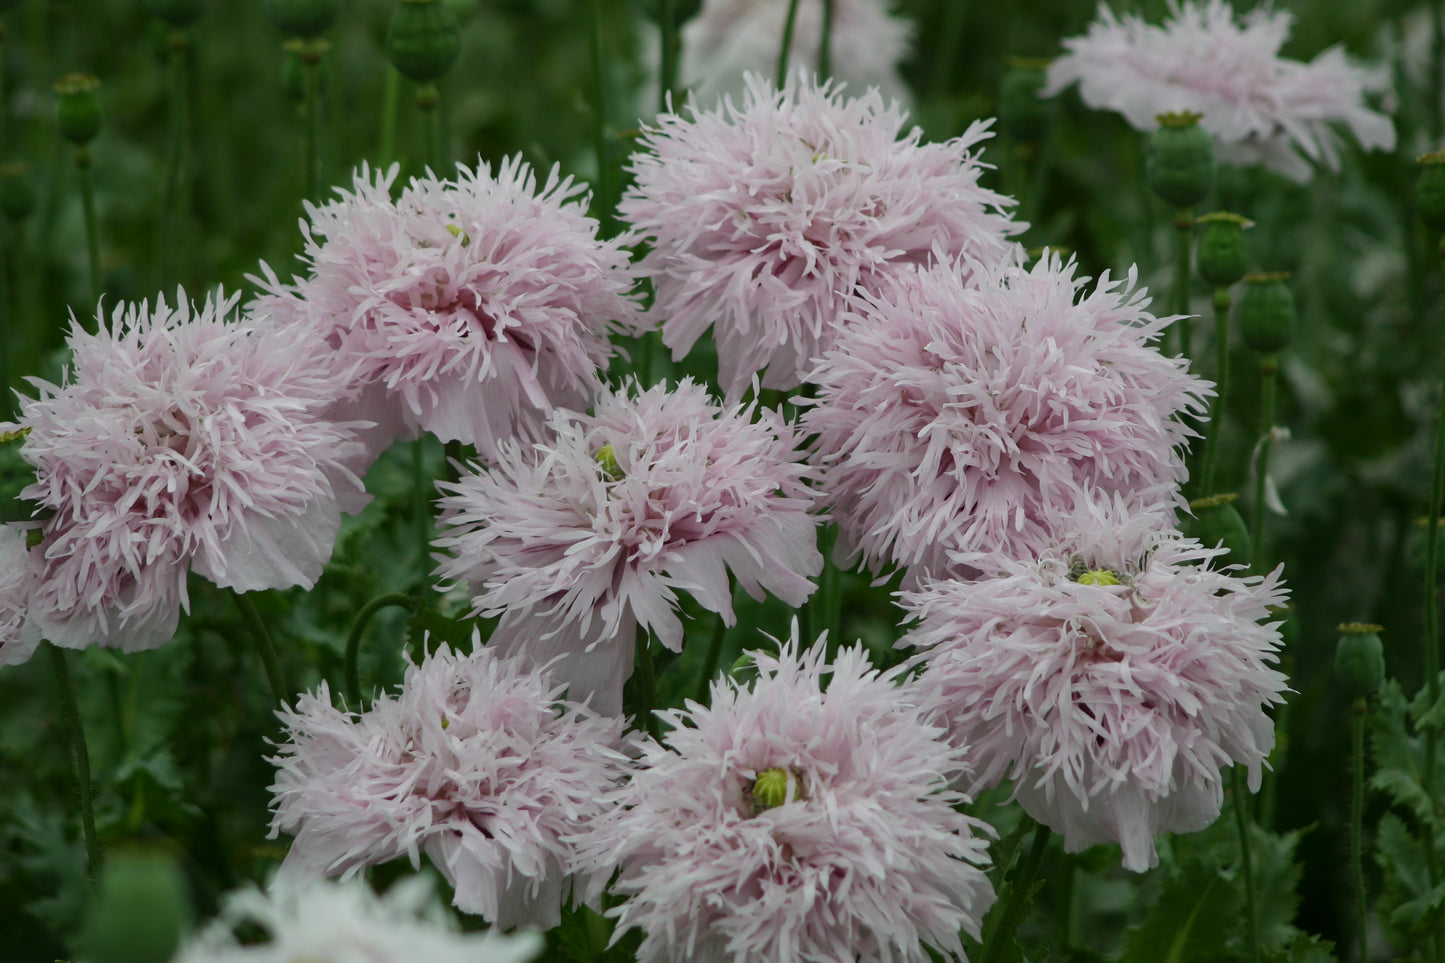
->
981 819 1051 963
230 590 287 706
48 643 99 878
696 608 728 706
1171 209 1194 360
774 0 801 88
344 593 419 709
76 146 101 308
634 627 660 741
1351 700 1369 963
1199 287 1231 497
817 0 833 80
1250 355 1278 575
1231 766 1259 963
657 0 678 114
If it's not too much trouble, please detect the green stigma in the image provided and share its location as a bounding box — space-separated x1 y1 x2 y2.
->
445 222 469 246
594 444 623 480
1077 568 1121 586
752 768 797 813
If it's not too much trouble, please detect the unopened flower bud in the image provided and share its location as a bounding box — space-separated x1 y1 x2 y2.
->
1335 623 1385 700
1146 111 1215 209
998 57 1054 144
55 73 102 147
1185 493 1251 570
145 0 204 28
0 162 34 222
1195 211 1251 289
265 0 341 38
1238 272 1295 355
78 845 192 963
386 0 462 84
1419 152 1445 233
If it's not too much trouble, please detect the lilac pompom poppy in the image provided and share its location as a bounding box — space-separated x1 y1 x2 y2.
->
1044 0 1395 182
622 72 1022 399
803 253 1207 582
902 497 1289 871
14 291 367 653
254 157 645 464
269 642 625 930
577 630 995 963
0 524 40 667
434 378 821 714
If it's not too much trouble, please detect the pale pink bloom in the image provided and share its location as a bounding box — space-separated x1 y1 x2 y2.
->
169 875 543 963
269 642 624 930
1044 0 1396 182
253 157 645 464
902 497 1290 872
622 72 1022 399
577 629 995 963
15 291 367 653
0 524 40 667
434 378 821 715
802 253 1207 582
678 0 913 109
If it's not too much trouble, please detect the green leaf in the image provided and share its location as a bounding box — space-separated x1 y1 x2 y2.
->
1120 859 1243 963
1369 679 1444 826
1251 825 1307 951
1265 933 1339 963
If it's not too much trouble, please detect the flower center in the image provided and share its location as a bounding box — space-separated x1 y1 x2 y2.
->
594 444 623 481
750 767 803 815
1075 568 1121 586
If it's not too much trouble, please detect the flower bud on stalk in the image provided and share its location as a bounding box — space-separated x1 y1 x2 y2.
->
1186 493 1251 569
1335 623 1385 700
387 0 462 84
1239 272 1295 355
55 73 102 147
1418 151 1445 233
265 0 340 38
999 57 1054 144
78 845 193 963
1196 211 1252 289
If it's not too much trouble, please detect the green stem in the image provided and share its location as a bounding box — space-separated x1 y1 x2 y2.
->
774 0 801 88
0 218 9 420
417 85 441 174
413 438 432 593
634 627 660 741
379 66 400 168
159 30 188 289
1250 355 1278 576
696 608 728 705
304 55 322 199
47 643 99 878
981 819 1051 963
1172 209 1194 360
344 593 419 709
1231 766 1259 963
1424 239 1445 961
1199 287 1232 497
817 0 833 80
1351 700 1369 963
230 590 287 706
587 0 615 235
928 0 967 101
76 146 100 308
657 0 678 114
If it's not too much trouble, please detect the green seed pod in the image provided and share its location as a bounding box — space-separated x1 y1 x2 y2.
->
1185 493 1251 570
386 0 462 84
1238 272 1295 354
1195 211 1252 289
1419 152 1445 233
54 73 102 147
0 162 34 222
998 57 1055 144
145 0 204 28
78 845 192 963
1146 111 1215 209
750 767 803 815
1335 623 1385 700
265 0 341 38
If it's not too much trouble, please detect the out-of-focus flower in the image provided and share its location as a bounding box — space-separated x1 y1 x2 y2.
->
0 524 39 667
253 157 644 464
269 642 624 930
434 378 820 715
168 875 543 963
803 253 1206 582
1044 0 1396 182
902 497 1290 872
622 72 1022 399
678 0 913 109
577 630 995 963
15 291 367 652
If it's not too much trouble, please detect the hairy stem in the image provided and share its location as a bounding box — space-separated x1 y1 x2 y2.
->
231 590 287 707
344 593 420 709
1231 766 1259 963
48 643 99 878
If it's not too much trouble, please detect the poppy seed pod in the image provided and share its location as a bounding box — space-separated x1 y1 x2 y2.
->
1146 111 1215 209
999 57 1055 144
1335 623 1385 700
1238 272 1295 354
1186 492 1251 570
1196 211 1252 289
1419 152 1445 233
264 0 341 38
54 74 102 147
78 846 192 963
386 0 462 84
